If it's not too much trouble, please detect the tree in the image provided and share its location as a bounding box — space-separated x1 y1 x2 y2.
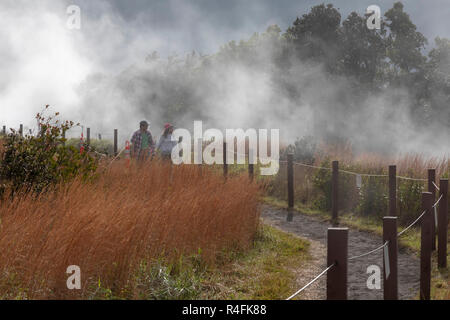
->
340 11 387 87
384 2 427 74
426 37 450 126
285 4 341 72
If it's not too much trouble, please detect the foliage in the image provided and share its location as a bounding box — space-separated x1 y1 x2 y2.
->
0 161 260 299
357 176 388 219
131 258 203 300
312 159 332 211
0 109 97 194
283 136 316 164
397 176 424 225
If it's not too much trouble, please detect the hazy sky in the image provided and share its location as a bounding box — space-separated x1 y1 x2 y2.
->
0 0 449 154
72 0 449 60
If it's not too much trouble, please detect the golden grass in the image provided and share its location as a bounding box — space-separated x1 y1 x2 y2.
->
316 143 449 178
0 160 261 299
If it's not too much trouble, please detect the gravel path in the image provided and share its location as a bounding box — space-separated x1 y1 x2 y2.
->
261 205 420 300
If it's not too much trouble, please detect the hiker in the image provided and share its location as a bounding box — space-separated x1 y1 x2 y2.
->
130 120 155 162
156 123 177 160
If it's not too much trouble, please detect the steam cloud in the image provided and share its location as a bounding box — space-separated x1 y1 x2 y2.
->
0 0 448 157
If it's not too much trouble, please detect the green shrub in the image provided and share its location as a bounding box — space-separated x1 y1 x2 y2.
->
282 136 316 164
0 110 97 194
357 176 388 219
312 159 332 211
397 176 424 225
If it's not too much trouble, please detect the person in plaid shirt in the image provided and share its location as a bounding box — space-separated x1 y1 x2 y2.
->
130 120 155 162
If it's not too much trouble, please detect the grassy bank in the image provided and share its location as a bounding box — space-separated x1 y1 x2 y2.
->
199 224 310 300
13 223 310 300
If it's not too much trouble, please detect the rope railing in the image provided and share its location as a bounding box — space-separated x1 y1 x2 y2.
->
397 210 426 237
290 160 424 180
397 176 427 182
397 194 443 237
432 181 440 191
223 152 435 185
433 194 443 208
286 263 335 300
106 146 126 168
293 162 332 171
348 241 389 261
340 169 388 178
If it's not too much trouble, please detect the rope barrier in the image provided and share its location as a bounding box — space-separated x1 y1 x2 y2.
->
432 181 440 191
397 210 426 237
397 194 443 237
293 162 332 171
397 176 427 182
286 263 335 300
348 241 389 261
432 194 443 208
107 146 126 168
341 170 387 178
222 152 434 184
339 170 388 178
93 151 108 158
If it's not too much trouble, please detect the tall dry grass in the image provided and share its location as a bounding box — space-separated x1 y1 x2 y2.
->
272 142 449 224
0 160 261 299
316 142 449 178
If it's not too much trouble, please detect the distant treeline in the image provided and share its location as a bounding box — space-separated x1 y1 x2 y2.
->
79 2 449 151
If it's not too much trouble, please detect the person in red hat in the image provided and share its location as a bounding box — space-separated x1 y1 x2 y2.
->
156 123 177 161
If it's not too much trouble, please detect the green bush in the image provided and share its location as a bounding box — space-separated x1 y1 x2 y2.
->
0 111 97 195
282 136 316 164
357 176 388 219
397 176 424 225
311 159 357 212
312 159 332 211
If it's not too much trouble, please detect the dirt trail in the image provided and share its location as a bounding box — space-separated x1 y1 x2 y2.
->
261 205 420 300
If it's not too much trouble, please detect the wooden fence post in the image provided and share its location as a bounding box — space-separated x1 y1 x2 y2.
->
383 216 398 300
287 154 294 222
287 154 294 209
19 124 23 137
327 228 348 300
438 179 448 268
332 160 339 226
86 128 91 145
2 125 5 135
420 192 433 300
114 129 118 156
428 169 436 251
223 142 228 179
389 165 397 216
98 133 102 140
248 148 254 181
